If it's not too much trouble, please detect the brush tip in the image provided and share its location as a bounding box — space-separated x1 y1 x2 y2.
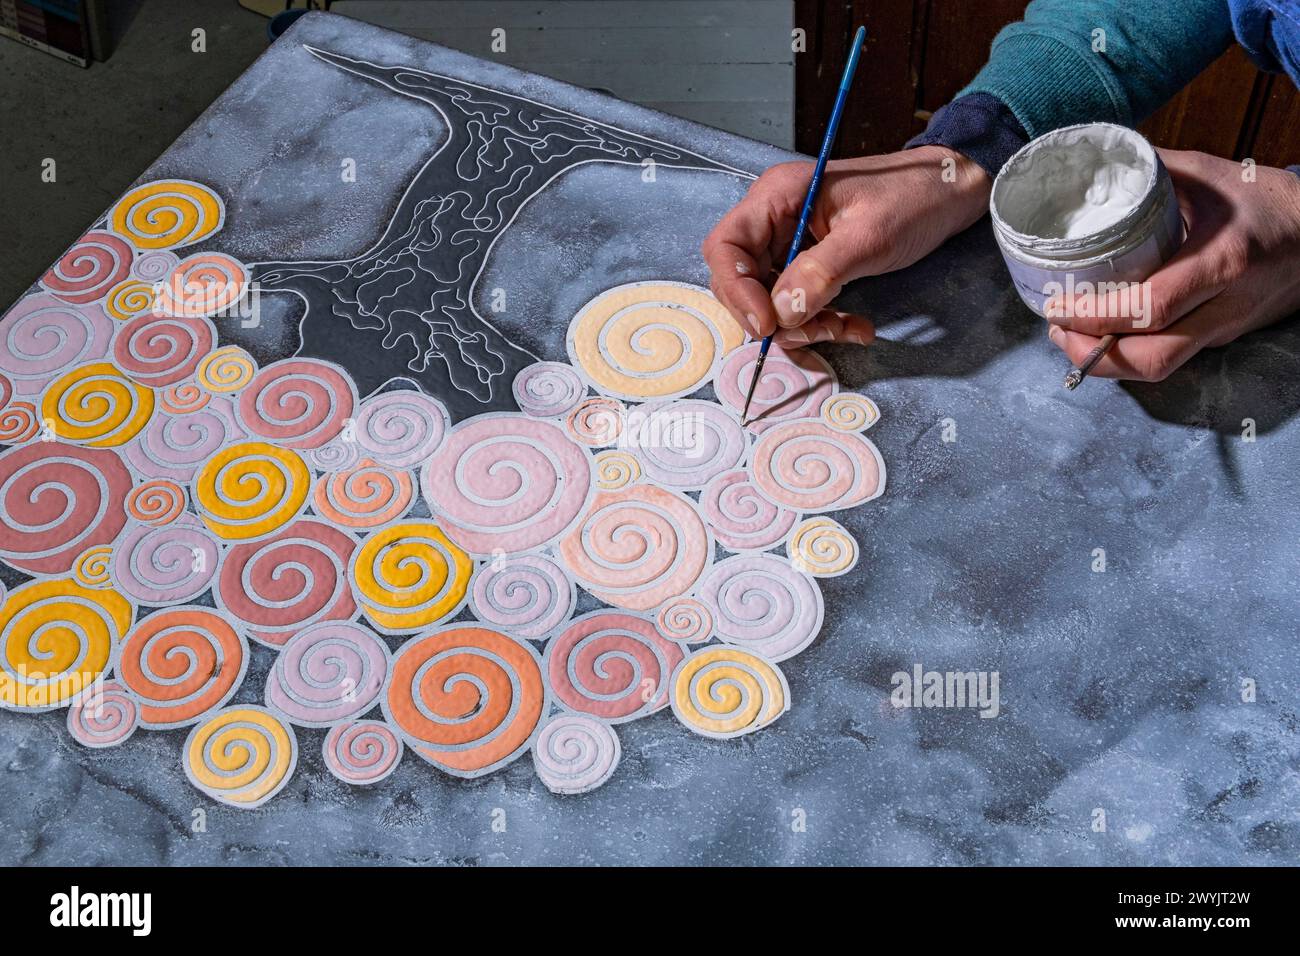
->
1063 370 1083 390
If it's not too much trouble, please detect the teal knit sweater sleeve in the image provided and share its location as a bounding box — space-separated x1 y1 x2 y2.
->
959 0 1236 138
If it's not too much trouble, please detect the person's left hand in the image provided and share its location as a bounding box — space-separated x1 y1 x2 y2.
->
1045 148 1300 381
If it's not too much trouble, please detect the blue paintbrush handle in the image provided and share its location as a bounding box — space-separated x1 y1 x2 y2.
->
757 25 866 362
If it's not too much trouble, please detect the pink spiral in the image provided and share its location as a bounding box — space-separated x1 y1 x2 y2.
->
217 518 358 647
41 231 133 304
113 515 220 604
714 342 836 432
323 721 403 785
0 294 113 395
625 399 747 489
154 252 248 317
697 553 824 662
265 621 389 727
513 361 585 418
557 484 711 611
751 419 885 511
352 390 449 467
0 442 130 574
700 468 797 552
543 611 685 722
112 313 214 387
67 681 139 748
237 358 356 450
421 414 593 556
125 395 243 480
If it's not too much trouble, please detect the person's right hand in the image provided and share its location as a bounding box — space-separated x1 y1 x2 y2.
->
702 145 992 347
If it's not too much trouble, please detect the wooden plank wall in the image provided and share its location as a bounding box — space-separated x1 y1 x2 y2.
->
795 0 1299 164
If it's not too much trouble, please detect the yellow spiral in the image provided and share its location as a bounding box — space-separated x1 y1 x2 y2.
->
566 282 744 400
197 346 255 393
594 449 640 490
183 706 296 808
104 279 156 321
0 578 132 710
787 516 859 576
351 522 473 634
39 361 154 447
821 393 880 432
671 646 789 739
109 179 224 250
72 546 113 588
193 441 309 540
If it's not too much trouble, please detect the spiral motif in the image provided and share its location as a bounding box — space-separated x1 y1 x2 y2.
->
384 625 546 778
0 578 132 711
821 392 879 431
67 680 138 748
0 442 130 574
108 179 225 250
0 294 113 395
788 517 859 577
118 606 248 728
0 402 37 443
566 397 625 447
103 280 156 321
625 399 747 489
41 231 134 305
154 253 248 318
656 597 713 644
566 281 744 400
159 381 209 414
470 553 575 640
132 249 180 283
671 646 790 739
197 346 255 393
533 714 621 795
543 611 684 721
112 313 214 387
113 515 220 604
420 414 593 556
700 468 797 553
594 449 640 490
183 706 297 809
217 519 358 648
351 390 449 467
697 554 824 662
126 479 186 525
0 371 10 411
126 394 243 481
715 342 836 432
312 458 413 528
72 546 113 588
236 358 355 450
751 419 885 512
264 621 389 726
193 440 310 540
309 439 360 472
350 521 473 634
39 361 154 447
558 484 711 611
323 721 403 785
513 361 585 418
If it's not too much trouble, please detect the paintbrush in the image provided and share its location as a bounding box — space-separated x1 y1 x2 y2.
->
1063 334 1116 389
740 25 867 427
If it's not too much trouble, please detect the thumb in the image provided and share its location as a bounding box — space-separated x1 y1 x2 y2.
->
769 217 881 328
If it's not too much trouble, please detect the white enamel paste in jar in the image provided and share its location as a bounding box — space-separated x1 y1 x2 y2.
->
990 122 1184 316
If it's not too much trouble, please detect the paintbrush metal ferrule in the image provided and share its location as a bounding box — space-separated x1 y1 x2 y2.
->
1063 333 1116 390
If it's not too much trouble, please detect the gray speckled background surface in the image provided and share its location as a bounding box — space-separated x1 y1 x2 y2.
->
3 11 1298 866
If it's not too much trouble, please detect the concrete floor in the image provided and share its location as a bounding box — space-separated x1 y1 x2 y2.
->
0 0 268 307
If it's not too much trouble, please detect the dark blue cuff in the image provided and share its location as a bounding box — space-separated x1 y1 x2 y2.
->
905 92 1030 178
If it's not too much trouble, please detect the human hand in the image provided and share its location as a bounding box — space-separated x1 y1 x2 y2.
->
701 145 992 348
1046 149 1300 381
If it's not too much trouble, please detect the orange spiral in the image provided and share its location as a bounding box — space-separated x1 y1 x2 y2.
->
117 607 248 729
127 479 186 525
